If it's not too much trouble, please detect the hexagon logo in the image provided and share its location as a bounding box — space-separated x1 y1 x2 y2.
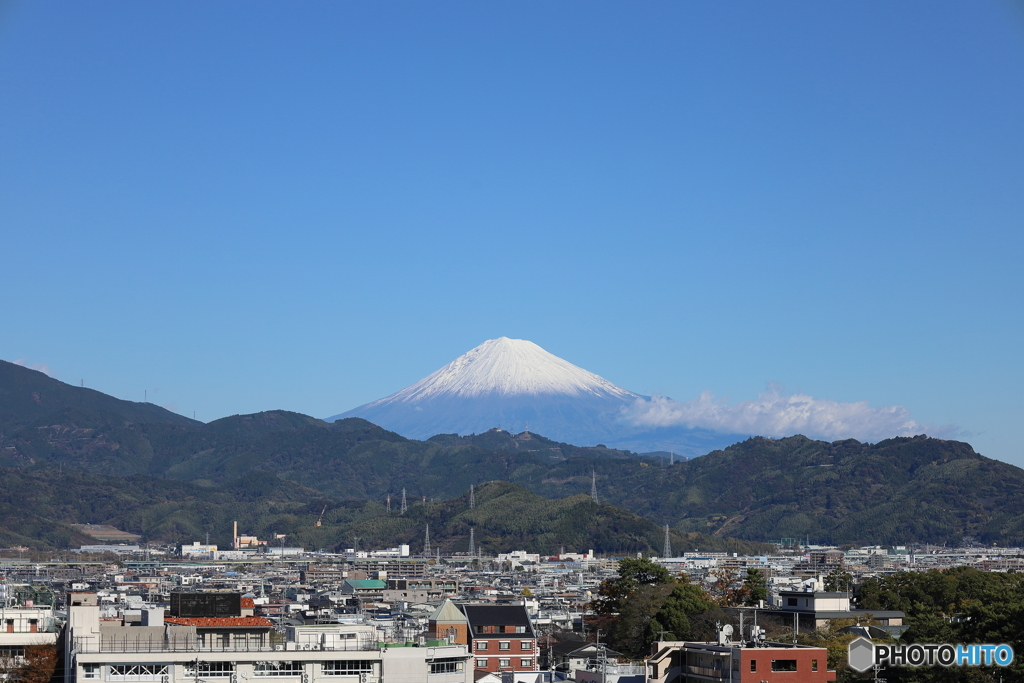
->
848 637 875 672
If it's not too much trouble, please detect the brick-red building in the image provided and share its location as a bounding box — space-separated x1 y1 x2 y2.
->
461 604 538 674
648 640 835 683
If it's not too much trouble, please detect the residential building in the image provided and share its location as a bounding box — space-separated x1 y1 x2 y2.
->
647 640 835 683
63 592 471 683
461 604 538 675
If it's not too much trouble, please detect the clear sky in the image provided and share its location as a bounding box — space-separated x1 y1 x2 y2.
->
2 2 1022 464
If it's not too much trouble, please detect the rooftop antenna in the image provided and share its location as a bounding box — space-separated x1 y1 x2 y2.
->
590 470 599 504
468 528 475 558
400 488 408 514
469 484 475 509
663 524 672 559
424 524 431 557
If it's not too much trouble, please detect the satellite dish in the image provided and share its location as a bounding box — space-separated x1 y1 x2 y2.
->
718 624 734 645
722 624 733 637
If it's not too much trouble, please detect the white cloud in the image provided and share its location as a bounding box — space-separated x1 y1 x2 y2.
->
620 384 957 442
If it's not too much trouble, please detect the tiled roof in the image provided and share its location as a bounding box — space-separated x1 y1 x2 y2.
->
240 597 255 608
165 617 273 628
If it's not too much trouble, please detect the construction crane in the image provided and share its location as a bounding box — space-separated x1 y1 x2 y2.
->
314 505 327 527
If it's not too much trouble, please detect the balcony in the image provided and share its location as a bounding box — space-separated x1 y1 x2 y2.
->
73 635 379 654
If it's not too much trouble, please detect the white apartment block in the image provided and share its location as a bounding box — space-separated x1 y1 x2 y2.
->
64 594 470 683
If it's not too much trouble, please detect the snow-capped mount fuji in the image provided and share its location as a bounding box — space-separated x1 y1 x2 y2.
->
329 338 746 455
380 337 639 402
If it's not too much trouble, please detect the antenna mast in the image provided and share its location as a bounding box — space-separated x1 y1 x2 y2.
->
590 470 599 504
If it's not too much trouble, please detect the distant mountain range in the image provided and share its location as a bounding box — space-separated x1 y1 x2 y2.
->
2 358 1024 549
329 337 746 456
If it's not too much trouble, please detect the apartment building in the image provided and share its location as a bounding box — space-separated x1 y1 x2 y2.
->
63 593 471 683
461 604 537 674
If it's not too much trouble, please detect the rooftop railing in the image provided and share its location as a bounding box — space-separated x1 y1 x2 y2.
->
73 636 379 654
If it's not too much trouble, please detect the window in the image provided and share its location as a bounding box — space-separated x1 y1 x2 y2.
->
520 641 531 651
182 663 233 679
499 641 510 651
787 598 798 606
429 658 464 674
253 662 304 677
750 660 757 673
812 659 818 672
108 665 170 681
476 641 488 651
520 659 532 668
0 646 25 659
82 664 100 680
476 659 487 668
771 660 798 672
498 659 510 669
322 661 375 676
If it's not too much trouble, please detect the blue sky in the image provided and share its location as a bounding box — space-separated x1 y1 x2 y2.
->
2 2 1022 463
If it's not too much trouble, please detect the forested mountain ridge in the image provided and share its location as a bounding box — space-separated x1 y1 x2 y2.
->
0 467 772 556
2 360 1024 547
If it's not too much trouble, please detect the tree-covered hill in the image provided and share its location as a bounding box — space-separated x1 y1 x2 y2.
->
0 467 771 555
3 366 1024 547
0 360 196 435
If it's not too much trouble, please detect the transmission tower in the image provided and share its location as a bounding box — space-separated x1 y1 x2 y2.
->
424 524 431 557
469 484 475 509
663 524 672 558
400 488 408 514
386 494 391 514
590 470 599 504
468 527 475 558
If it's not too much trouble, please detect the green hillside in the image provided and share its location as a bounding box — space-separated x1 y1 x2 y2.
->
0 360 197 434
0 467 770 555
2 366 1024 547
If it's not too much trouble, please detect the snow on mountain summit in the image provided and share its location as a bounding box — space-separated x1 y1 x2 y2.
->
328 337 743 454
387 337 638 402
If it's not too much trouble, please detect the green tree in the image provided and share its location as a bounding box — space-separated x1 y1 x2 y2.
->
593 558 674 614
742 568 768 606
647 582 716 642
823 565 853 592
